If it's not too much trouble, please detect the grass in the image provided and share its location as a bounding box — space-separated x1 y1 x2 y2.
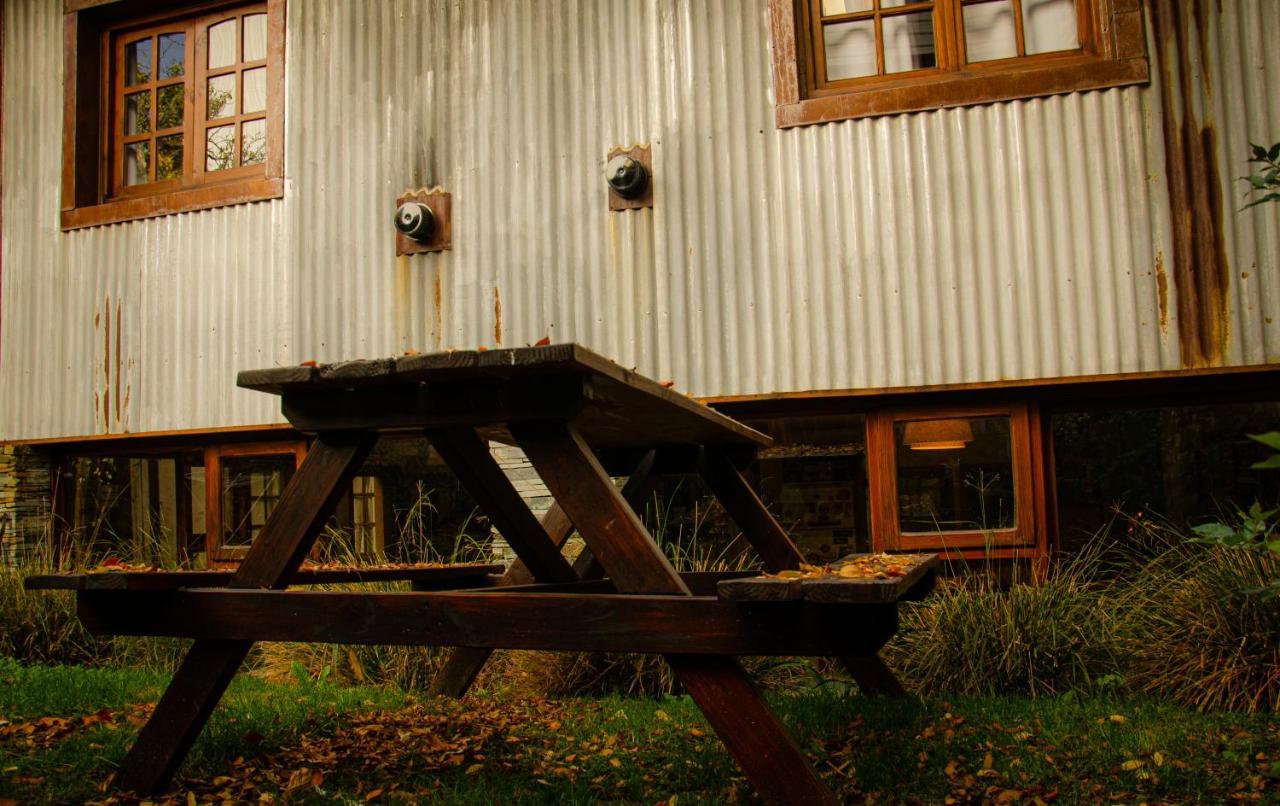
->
1 658 1276 804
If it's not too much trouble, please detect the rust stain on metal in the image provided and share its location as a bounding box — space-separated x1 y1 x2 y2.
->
114 300 122 427
1150 0 1231 368
101 297 111 430
492 286 503 345
433 271 443 347
1154 251 1169 333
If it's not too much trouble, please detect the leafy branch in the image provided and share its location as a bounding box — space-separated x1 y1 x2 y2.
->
1242 142 1280 209
1191 432 1280 598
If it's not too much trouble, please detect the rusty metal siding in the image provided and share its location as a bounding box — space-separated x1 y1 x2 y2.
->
1 0 1277 442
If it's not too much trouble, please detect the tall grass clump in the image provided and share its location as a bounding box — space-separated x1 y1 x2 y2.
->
1117 515 1280 713
884 539 1124 697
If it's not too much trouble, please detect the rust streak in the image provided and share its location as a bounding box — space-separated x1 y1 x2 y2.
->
101 298 110 430
433 272 443 349
1150 0 1231 368
1155 251 1169 333
114 300 122 427
492 286 503 345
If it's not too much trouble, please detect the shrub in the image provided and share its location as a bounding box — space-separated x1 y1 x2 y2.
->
883 541 1123 698
1119 519 1280 712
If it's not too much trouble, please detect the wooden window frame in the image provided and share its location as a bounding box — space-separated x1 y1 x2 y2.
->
61 0 284 231
769 0 1148 127
866 402 1050 570
203 439 305 563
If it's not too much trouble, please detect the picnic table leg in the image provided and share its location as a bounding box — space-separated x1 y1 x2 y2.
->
699 447 911 699
428 450 658 698
513 423 836 805
113 434 374 795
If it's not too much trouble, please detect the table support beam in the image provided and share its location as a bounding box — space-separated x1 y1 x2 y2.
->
514 422 835 805
112 434 374 796
699 446 910 699
429 451 658 697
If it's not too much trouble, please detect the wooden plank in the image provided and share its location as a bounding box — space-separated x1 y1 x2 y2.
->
512 421 689 595
668 655 838 806
425 427 577 584
510 420 832 803
24 563 504 591
716 576 803 602
76 589 898 657
428 451 657 698
112 433 375 796
841 656 908 698
698 447 806 572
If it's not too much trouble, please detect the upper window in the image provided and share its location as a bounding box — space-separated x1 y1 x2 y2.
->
769 0 1148 126
61 0 284 230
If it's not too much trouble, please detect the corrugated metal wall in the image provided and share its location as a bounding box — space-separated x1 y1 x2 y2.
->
2 0 1277 442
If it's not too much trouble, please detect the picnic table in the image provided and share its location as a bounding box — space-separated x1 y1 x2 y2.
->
26 343 936 804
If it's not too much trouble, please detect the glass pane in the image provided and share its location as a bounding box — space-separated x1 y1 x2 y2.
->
964 0 1018 62
124 141 150 186
883 12 936 73
124 91 151 135
125 38 151 85
821 0 872 14
208 18 237 69
895 416 1016 533
158 32 185 78
206 124 235 171
157 84 184 129
1024 0 1079 54
220 455 296 548
823 19 877 80
242 67 267 113
241 118 266 165
243 13 268 61
156 134 183 181
880 0 914 6
207 73 236 119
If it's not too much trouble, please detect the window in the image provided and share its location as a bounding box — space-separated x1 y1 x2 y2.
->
62 0 284 230
866 403 1049 564
350 475 386 558
203 441 305 562
769 0 1147 126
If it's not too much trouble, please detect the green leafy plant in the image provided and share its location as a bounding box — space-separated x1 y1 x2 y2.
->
1242 142 1280 209
1190 432 1280 598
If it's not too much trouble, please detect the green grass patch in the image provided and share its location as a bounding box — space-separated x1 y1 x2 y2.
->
1 659 1276 804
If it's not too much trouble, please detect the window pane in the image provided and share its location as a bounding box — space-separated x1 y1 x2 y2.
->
242 67 267 113
880 0 914 6
241 119 266 165
208 19 237 69
207 73 237 119
206 124 235 171
158 32 185 78
824 19 877 80
1024 0 1079 54
964 0 1019 62
821 0 872 13
243 13 268 61
125 38 152 86
883 12 936 73
124 91 151 135
124 141 150 186
221 455 296 548
157 84 184 129
156 134 183 181
894 416 1016 533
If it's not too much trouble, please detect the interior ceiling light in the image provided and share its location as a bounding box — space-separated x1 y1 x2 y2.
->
902 418 974 451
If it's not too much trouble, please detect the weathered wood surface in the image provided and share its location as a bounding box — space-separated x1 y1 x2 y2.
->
77 589 897 656
717 554 939 604
24 564 504 591
429 451 659 698
112 434 375 795
238 344 770 449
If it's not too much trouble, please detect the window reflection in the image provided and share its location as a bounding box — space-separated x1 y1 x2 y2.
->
894 416 1016 533
221 454 296 548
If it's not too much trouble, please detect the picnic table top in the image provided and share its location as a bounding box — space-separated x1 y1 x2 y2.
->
236 343 771 450
24 562 504 591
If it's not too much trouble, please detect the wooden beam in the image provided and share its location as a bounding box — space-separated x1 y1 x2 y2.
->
698 446 805 572
77 589 898 657
112 433 374 795
425 427 577 584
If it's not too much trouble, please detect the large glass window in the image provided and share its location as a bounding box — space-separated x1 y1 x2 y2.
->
219 454 295 549
894 416 1016 533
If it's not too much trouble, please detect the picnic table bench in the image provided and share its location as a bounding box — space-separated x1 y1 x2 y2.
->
26 343 937 804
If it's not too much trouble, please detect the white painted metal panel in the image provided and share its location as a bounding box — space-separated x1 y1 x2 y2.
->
1 0 1276 442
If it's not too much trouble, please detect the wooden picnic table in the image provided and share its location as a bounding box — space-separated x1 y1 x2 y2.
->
26 343 936 804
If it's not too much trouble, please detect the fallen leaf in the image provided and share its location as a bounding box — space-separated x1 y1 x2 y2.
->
534 336 551 347
1121 759 1144 771
1108 714 1128 724
364 788 383 801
